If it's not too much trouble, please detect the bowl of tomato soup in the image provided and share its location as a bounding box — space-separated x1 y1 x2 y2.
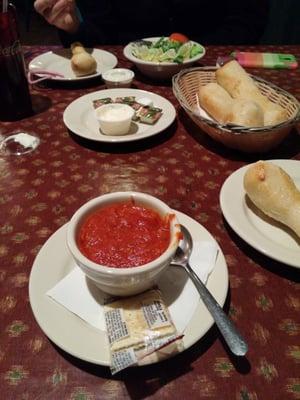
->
67 192 181 296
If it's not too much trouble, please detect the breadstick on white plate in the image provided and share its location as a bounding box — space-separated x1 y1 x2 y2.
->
244 161 300 238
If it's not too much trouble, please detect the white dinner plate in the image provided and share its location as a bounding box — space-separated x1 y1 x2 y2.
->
29 211 228 366
29 48 118 81
220 159 300 268
63 88 176 143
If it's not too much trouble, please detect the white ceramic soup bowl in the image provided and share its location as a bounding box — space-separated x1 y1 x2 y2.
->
66 192 181 296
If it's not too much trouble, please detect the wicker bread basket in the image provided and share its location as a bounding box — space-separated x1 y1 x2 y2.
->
172 66 300 153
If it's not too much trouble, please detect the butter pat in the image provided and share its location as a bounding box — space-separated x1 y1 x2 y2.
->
137 97 153 107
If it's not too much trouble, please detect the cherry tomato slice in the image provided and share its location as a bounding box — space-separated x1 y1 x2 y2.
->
169 33 189 43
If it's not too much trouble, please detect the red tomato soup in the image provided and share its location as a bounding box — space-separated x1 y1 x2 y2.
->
78 201 171 268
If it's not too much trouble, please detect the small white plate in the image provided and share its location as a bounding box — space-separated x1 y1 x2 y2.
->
63 88 176 143
29 48 118 81
220 159 300 268
29 211 228 366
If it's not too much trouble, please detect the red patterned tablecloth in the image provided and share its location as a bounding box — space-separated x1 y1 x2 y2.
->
0 45 300 400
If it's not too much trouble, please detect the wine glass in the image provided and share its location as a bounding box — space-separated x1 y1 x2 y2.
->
0 131 40 156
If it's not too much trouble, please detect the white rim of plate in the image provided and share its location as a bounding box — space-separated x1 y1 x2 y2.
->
28 49 118 82
29 210 228 366
63 88 177 143
220 159 300 269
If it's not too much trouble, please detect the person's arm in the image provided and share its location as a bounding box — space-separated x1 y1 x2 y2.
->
34 0 80 33
34 0 112 46
58 0 116 46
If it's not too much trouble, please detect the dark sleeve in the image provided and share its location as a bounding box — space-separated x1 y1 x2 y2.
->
203 0 269 45
58 0 270 46
58 0 115 47
58 21 105 47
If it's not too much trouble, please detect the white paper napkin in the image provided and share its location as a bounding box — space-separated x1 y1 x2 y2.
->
47 240 218 333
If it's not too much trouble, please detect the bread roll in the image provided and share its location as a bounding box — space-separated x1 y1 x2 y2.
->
198 82 233 124
216 60 267 107
244 161 300 238
71 42 86 55
70 42 97 77
227 99 264 127
216 60 287 126
263 102 287 126
199 83 264 128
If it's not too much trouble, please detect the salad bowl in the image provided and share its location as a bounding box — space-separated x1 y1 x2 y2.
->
123 36 205 80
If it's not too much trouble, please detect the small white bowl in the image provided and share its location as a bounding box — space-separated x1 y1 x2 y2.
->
102 68 134 88
66 192 181 296
123 37 205 80
95 103 135 135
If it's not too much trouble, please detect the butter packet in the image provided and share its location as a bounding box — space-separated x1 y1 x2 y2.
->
104 288 184 374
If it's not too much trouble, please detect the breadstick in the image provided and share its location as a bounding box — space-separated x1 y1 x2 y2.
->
227 99 264 127
244 161 300 238
198 82 233 124
216 60 287 126
199 83 264 127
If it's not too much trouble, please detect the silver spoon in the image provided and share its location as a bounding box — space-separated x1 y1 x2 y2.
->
170 225 248 356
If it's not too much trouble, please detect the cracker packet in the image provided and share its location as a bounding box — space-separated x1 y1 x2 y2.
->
104 287 184 374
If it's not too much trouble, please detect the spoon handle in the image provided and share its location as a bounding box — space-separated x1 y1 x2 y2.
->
185 262 248 356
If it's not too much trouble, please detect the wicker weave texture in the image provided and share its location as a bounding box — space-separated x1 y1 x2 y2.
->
173 67 300 153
